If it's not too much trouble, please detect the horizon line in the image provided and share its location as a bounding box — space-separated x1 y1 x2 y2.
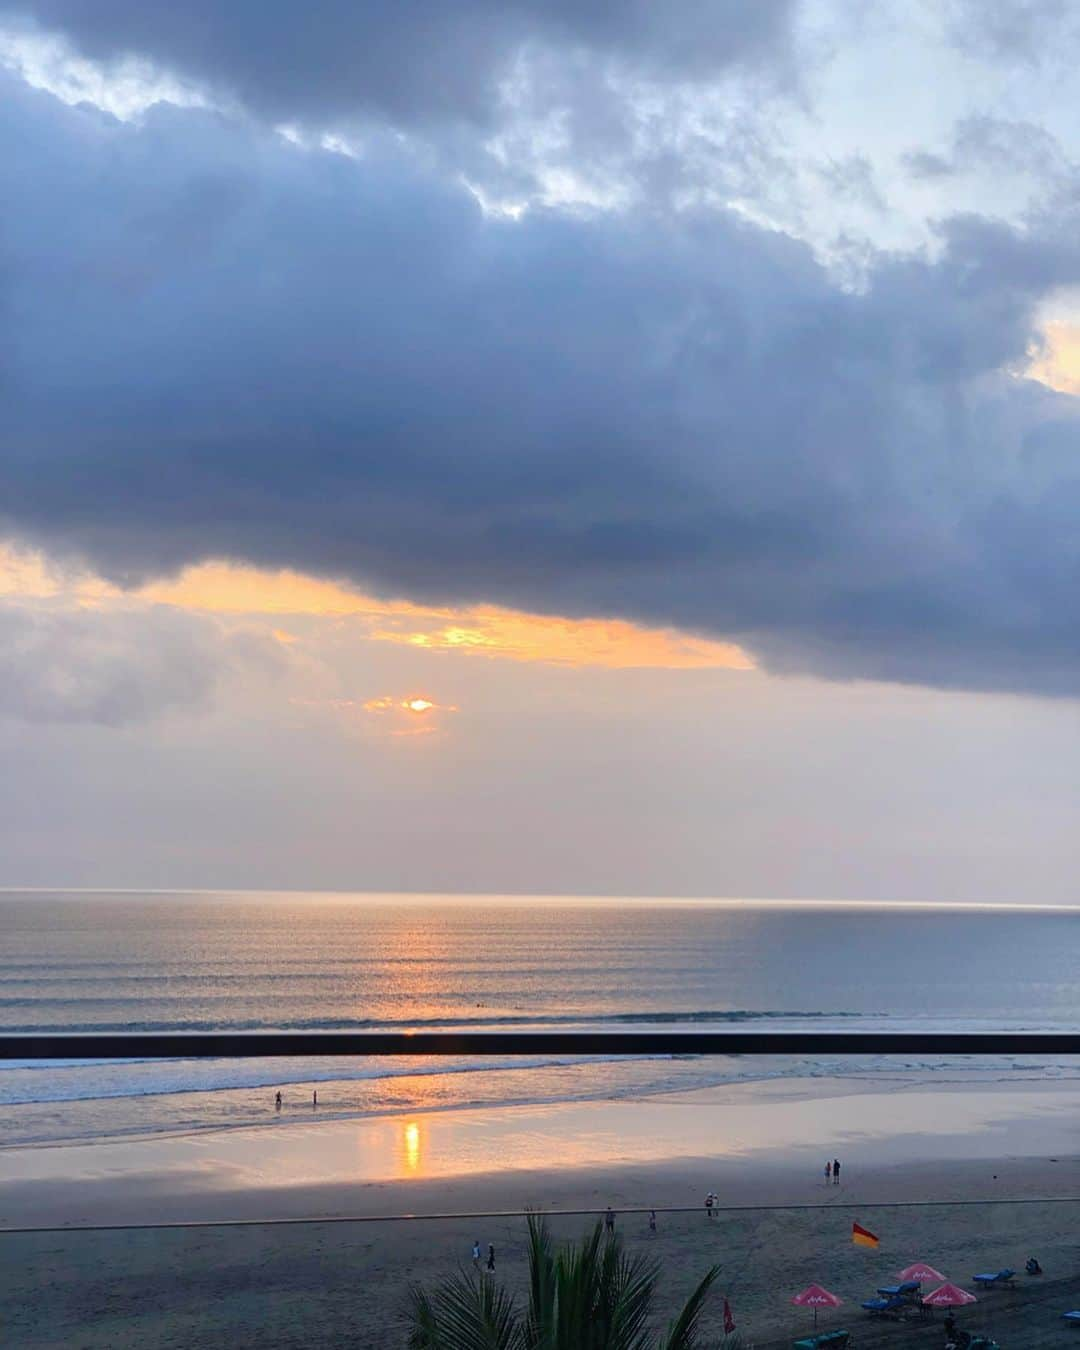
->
0 888 1078 912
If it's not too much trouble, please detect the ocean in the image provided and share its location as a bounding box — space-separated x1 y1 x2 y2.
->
2 891 1079 1148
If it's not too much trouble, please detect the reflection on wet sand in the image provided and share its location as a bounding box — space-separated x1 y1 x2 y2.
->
403 1121 421 1173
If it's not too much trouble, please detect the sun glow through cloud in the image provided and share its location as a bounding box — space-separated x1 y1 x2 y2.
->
136 561 754 670
0 549 753 672
1027 320 1080 395
361 696 453 715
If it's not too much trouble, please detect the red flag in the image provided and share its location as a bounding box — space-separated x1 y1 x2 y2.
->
723 1297 735 1334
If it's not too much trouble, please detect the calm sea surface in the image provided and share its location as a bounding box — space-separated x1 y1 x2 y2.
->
2 892 1078 1145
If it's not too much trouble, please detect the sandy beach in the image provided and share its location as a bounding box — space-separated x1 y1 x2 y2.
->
3 1075 1080 1345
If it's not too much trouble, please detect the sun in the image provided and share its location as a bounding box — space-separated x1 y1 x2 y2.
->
404 698 435 713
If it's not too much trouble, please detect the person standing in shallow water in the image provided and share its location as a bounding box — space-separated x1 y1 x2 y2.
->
486 1244 495 1273
648 1210 657 1235
605 1207 615 1234
833 1157 841 1184
824 1161 831 1184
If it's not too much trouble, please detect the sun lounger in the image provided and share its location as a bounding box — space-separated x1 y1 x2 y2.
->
972 1269 1015 1288
793 1331 850 1350
862 1293 906 1316
876 1280 921 1299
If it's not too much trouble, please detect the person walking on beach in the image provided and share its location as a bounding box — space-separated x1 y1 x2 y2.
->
472 1241 481 1270
705 1191 713 1219
313 1089 318 1108
275 1091 282 1110
487 1243 496 1273
833 1157 840 1184
605 1207 615 1235
824 1160 831 1184
648 1210 657 1235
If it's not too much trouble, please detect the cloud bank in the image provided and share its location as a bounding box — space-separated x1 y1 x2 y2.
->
4 0 794 129
2 4 1080 699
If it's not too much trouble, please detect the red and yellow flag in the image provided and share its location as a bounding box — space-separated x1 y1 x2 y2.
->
852 1222 879 1248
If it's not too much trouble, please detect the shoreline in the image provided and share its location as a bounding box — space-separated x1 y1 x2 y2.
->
2 1060 1076 1155
4 1073 1080 1229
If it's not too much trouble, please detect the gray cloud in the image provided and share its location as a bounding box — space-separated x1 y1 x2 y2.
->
903 116 1072 187
815 153 886 211
0 601 280 725
3 76 1080 696
3 0 795 130
942 0 1076 64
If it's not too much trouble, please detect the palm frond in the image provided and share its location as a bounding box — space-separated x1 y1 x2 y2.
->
408 1219 719 1350
524 1212 557 1350
407 1283 444 1350
552 1222 604 1348
602 1243 659 1350
656 1266 721 1350
405 1269 523 1350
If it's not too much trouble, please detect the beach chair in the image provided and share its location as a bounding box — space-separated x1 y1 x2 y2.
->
792 1331 850 1349
972 1269 1015 1288
876 1280 920 1301
861 1292 906 1317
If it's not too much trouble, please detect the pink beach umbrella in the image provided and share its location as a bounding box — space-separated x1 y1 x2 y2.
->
792 1284 843 1329
923 1283 978 1308
900 1262 947 1283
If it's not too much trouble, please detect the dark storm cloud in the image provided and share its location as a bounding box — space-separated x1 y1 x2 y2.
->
4 77 1080 695
4 0 795 127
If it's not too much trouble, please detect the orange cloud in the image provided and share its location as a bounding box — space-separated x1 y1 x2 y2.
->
0 548 754 671
0 544 113 604
137 560 754 670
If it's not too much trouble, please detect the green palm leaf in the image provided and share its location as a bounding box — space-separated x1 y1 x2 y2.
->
406 1218 718 1350
407 1269 523 1350
524 1213 558 1350
656 1266 720 1350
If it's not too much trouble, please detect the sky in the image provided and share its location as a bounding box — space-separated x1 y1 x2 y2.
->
3 1 1080 899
